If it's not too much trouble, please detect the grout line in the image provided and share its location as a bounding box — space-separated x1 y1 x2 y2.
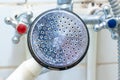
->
0 66 17 69
78 62 118 66
97 62 118 66
0 62 118 69
0 64 87 69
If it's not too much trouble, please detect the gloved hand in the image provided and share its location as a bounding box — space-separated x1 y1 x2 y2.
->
6 58 49 80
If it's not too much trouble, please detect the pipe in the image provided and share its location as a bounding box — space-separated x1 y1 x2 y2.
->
57 0 72 5
87 28 97 80
80 15 100 24
57 0 73 11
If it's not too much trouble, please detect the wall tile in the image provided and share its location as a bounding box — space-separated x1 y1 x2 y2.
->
36 65 86 80
0 6 26 66
0 69 15 80
30 4 56 19
97 30 117 63
27 0 94 3
27 0 56 3
0 0 25 3
94 0 120 4
97 64 117 80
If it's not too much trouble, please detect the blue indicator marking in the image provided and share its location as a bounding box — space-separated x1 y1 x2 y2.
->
108 19 117 28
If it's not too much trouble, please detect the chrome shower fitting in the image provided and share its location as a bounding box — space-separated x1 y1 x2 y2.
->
109 0 120 17
93 5 120 40
57 0 73 11
27 0 89 70
93 0 120 80
5 11 33 44
108 0 120 80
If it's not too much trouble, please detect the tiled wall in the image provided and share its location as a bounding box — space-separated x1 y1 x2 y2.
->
97 30 118 80
0 0 118 80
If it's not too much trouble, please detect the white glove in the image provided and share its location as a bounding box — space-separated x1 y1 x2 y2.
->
6 58 49 80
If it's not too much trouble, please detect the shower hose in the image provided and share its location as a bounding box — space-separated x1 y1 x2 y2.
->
108 0 120 79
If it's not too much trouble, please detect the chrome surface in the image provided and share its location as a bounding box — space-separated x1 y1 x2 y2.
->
5 11 33 44
28 9 89 70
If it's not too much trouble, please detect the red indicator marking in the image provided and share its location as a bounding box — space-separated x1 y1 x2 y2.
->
17 24 27 34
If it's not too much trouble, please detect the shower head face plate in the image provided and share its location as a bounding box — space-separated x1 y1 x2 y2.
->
28 9 89 70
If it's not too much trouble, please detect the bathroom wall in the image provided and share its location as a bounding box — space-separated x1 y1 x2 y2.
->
0 0 118 80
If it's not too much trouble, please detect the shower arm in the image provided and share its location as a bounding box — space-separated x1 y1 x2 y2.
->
57 0 73 11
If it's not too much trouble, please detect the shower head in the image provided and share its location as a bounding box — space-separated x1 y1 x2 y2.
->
28 9 89 70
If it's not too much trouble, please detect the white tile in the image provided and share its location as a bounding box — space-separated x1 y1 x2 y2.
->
30 4 57 19
80 56 87 64
97 30 117 63
27 0 56 3
27 0 92 3
0 78 4 80
36 65 87 80
73 3 100 15
0 0 25 3
97 64 117 80
0 6 26 66
0 69 15 79
93 0 120 3
28 0 83 3
93 0 120 4
94 0 108 3
73 4 89 15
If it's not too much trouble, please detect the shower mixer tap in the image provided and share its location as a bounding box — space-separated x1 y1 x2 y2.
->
93 0 120 80
93 5 120 39
5 11 33 44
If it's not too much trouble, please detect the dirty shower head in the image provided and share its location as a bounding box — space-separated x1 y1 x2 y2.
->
28 9 89 70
